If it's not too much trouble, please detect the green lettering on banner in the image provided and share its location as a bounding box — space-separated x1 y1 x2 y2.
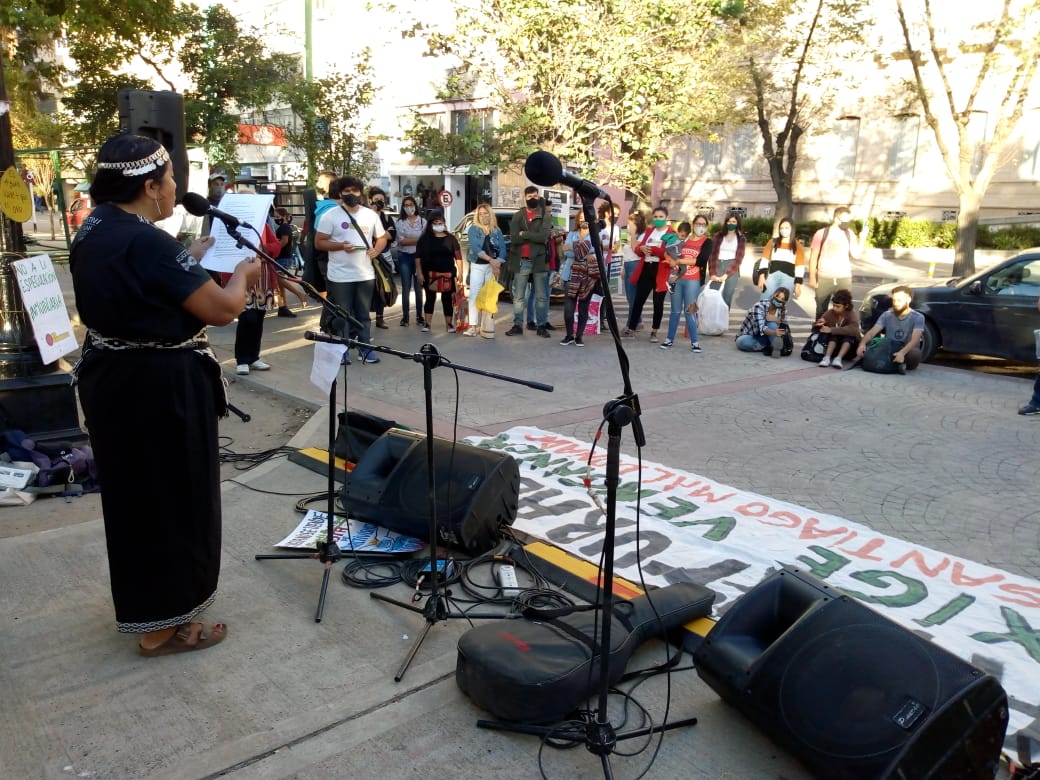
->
615 481 657 503
796 546 851 579
843 570 928 608
915 594 976 627
972 607 1040 664
549 461 587 479
671 516 736 542
647 496 699 522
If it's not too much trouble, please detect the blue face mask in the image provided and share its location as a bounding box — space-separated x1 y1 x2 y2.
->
771 296 785 308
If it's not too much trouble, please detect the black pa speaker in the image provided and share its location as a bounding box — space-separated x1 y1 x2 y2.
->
117 90 190 202
340 429 519 554
692 567 1008 779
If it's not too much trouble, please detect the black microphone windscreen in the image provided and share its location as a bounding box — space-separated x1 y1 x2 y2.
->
182 192 211 217
524 151 563 188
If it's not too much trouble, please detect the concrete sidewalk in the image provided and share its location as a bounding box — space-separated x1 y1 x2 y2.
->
2 255 1034 779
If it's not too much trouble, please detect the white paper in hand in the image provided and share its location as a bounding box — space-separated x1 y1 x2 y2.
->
199 193 275 273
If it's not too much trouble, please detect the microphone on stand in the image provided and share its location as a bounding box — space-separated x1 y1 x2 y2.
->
182 192 256 230
524 150 611 201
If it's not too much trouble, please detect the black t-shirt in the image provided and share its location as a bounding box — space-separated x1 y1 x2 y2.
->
416 233 460 274
276 223 294 259
71 203 212 342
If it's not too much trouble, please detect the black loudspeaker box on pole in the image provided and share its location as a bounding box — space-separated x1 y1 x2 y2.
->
117 90 190 202
692 567 1009 780
340 428 520 554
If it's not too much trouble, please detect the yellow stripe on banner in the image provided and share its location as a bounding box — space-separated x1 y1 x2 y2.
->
522 541 716 639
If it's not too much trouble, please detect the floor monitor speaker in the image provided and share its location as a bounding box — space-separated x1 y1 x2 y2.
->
340 428 519 554
692 567 1008 779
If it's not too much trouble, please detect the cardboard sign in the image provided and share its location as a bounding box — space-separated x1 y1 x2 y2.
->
11 255 79 364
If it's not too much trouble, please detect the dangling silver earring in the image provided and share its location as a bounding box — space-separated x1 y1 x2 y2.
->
153 197 162 219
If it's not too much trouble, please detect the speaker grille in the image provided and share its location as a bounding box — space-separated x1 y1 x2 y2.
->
778 623 940 759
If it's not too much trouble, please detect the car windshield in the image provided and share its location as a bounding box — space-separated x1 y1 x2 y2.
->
985 257 1040 296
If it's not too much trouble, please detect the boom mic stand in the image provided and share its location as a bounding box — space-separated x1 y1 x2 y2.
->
305 334 552 681
223 221 373 622
475 194 697 777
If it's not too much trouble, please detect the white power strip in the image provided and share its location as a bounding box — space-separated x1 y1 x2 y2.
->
496 564 519 598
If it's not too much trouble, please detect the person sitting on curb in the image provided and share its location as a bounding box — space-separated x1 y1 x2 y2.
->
856 285 924 374
736 286 791 356
814 288 860 369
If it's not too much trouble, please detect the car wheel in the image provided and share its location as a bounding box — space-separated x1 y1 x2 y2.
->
921 320 939 362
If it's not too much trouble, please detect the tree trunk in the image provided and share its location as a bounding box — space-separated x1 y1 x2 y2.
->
767 154 795 228
953 190 981 277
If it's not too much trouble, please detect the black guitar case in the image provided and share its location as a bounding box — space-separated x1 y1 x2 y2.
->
456 582 715 723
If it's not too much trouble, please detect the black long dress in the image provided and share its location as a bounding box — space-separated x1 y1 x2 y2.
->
71 203 223 633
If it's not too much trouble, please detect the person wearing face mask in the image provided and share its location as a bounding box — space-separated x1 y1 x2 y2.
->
661 215 712 352
808 206 868 320
623 206 678 342
707 213 747 312
72 135 262 656
395 195 426 327
505 186 553 337
465 203 506 337
755 217 805 302
415 210 464 332
367 187 397 329
314 175 387 365
736 287 792 356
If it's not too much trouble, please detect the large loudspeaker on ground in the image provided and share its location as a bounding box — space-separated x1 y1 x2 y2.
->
692 567 1009 779
340 428 519 554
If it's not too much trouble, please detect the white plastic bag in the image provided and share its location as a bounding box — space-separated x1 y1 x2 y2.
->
697 283 729 335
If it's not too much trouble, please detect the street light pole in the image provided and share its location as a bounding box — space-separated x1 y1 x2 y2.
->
0 55 84 442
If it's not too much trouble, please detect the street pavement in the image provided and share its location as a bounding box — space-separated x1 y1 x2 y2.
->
1 244 1033 779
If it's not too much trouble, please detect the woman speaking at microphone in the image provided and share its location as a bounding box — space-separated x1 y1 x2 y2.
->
71 134 261 657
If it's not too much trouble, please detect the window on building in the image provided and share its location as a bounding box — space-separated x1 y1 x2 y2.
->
888 115 919 180
1019 109 1040 181
834 117 860 180
700 130 722 173
731 124 758 177
968 111 988 177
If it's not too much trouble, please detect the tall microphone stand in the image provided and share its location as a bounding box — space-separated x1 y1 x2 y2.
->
305 333 552 681
224 220 373 622
475 193 697 778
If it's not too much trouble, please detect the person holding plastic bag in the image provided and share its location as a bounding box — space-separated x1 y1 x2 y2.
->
464 203 506 337
661 215 711 352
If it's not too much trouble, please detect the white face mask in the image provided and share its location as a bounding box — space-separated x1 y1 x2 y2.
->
780 227 791 238
404 206 416 216
432 223 446 233
693 225 707 236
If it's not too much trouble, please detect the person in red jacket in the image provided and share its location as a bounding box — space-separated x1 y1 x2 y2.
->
623 205 678 343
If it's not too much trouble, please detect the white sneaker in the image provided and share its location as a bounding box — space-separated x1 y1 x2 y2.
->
249 359 271 371
832 358 844 369
818 356 831 367
236 364 249 375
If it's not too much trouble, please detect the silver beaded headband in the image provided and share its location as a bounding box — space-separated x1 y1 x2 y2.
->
96 146 170 177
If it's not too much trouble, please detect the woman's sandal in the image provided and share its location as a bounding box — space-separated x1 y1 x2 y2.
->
138 622 228 657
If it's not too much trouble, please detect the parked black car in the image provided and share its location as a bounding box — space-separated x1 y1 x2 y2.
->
859 250 1040 362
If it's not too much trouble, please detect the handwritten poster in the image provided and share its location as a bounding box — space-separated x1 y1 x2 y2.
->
11 255 78 364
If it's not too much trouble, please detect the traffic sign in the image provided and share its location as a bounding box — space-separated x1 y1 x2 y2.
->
438 189 453 207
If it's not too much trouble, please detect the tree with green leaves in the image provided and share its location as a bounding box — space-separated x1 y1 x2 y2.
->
178 4 301 170
894 0 1040 276
276 66 378 184
712 0 870 224
422 0 717 203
